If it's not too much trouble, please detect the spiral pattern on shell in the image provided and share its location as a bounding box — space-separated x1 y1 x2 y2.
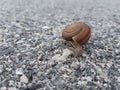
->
62 22 91 45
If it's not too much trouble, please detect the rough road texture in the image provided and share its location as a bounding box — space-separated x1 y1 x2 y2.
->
0 0 120 90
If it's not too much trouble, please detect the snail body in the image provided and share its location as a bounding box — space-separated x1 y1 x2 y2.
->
62 22 91 56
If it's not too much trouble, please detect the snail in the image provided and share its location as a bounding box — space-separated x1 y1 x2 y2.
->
62 22 91 56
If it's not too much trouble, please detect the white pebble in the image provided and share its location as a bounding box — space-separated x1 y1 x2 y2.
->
42 26 51 30
9 80 14 86
0 65 3 74
59 65 72 73
20 75 28 83
15 68 24 75
62 48 73 58
118 68 120 72
0 87 7 90
106 61 113 68
81 76 92 82
52 54 61 61
8 87 18 90
78 81 87 86
52 49 73 63
71 61 80 69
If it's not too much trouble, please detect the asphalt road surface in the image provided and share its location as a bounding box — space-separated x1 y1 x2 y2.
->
0 0 120 90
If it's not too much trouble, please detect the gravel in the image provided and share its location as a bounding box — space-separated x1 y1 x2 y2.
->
0 0 120 90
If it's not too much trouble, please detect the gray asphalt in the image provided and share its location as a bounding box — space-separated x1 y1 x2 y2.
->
0 0 120 90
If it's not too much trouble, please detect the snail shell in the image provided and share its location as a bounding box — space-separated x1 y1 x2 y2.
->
62 22 91 45
62 22 91 56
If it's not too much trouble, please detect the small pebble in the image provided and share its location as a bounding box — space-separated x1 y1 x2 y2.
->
71 61 80 69
81 76 92 82
42 26 51 30
78 81 87 86
59 65 72 74
62 48 73 58
9 80 14 86
0 65 3 74
0 87 7 90
52 54 61 61
20 75 29 83
15 68 24 75
8 87 18 90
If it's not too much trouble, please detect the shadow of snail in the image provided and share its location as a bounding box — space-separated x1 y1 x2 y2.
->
62 22 91 57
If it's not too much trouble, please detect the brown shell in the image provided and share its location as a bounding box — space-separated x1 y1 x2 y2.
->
62 22 91 45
